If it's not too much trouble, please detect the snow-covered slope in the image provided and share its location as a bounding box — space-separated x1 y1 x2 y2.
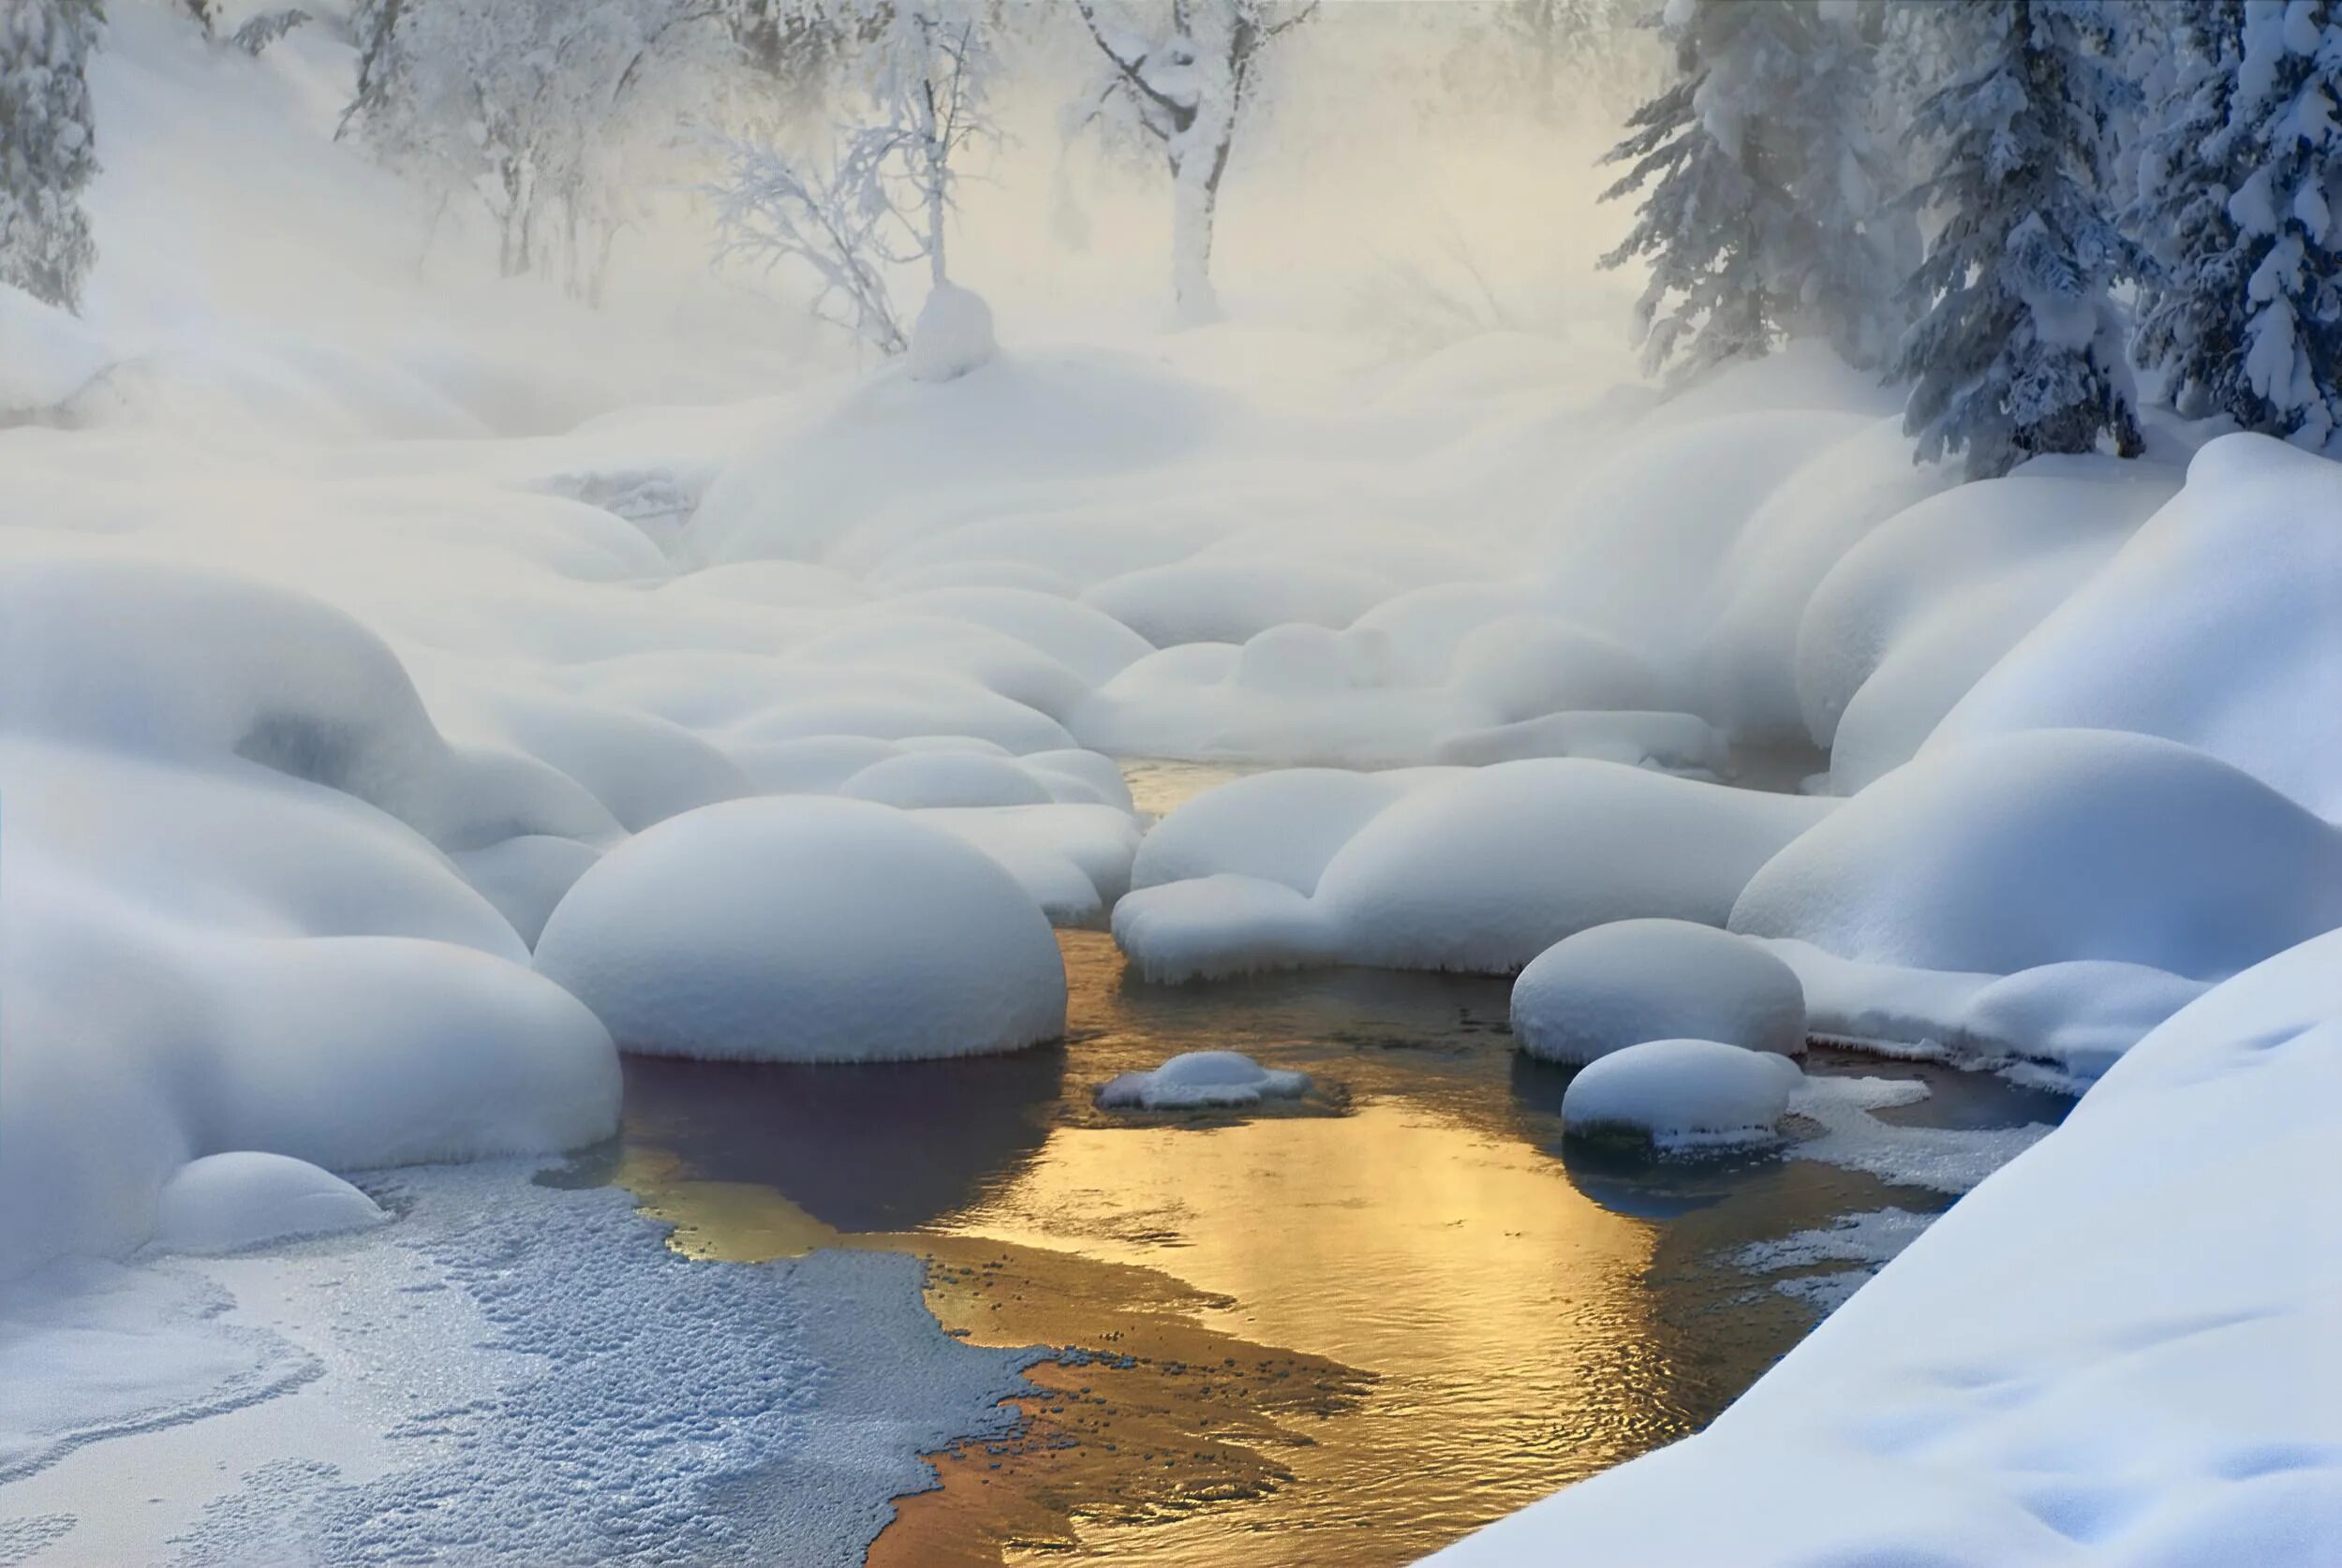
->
1427 929 2342 1568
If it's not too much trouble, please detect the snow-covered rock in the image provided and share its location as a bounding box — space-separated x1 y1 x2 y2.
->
907 282 997 383
1317 760 1831 972
839 749 1055 808
1117 759 1832 981
1512 920 1806 1065
1732 729 2342 981
1560 1040 1801 1152
533 797 1067 1060
1095 1051 1310 1110
147 1152 386 1256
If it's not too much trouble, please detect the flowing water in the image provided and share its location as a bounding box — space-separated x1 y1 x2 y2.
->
586 929 2068 1566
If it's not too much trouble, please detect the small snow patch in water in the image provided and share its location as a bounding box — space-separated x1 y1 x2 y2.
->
1096 1051 1312 1111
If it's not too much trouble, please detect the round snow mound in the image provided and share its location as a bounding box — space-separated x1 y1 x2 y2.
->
534 797 1066 1061
838 750 1053 808
1097 1050 1311 1110
1512 919 1807 1065
909 282 997 383
150 1152 387 1256
1561 1039 1801 1152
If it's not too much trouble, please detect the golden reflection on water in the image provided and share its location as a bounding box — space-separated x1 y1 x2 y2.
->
602 931 1917 1566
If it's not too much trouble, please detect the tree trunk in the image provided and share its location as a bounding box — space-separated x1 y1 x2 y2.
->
1169 142 1227 324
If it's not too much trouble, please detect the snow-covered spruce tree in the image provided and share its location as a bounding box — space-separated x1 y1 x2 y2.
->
2141 0 2342 447
1893 0 2143 480
0 0 101 313
1071 0 1316 324
2127 3 2248 422
1601 0 1905 380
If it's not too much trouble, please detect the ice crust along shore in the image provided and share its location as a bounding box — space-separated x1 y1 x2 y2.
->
4 9 2342 1564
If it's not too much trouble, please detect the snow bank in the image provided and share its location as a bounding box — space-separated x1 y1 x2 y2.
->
146 1153 386 1257
1096 1051 1311 1110
1561 1040 1801 1151
1118 760 1832 980
1511 920 1806 1065
1928 435 2342 818
1794 458 2176 791
1433 928 2342 1568
533 797 1067 1060
1732 729 2342 981
0 284 111 416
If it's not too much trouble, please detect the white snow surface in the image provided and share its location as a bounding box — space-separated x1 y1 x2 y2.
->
1561 1040 1802 1151
533 797 1069 1061
1927 435 2342 818
1433 930 2342 1568
1096 1050 1311 1110
1732 729 2342 982
1511 919 1807 1065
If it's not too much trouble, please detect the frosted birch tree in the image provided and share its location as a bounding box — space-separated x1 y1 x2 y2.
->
1070 0 1317 323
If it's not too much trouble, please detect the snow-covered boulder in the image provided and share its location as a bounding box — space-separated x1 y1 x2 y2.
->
1314 760 1832 973
1512 920 1806 1065
1081 560 1395 647
1113 873 1336 983
1129 767 1433 894
839 750 1055 808
908 282 997 383
1446 615 1665 723
533 797 1066 1060
1115 760 1833 981
1732 729 2342 981
1096 1051 1310 1110
1560 1040 1801 1152
1927 435 2342 818
148 1153 386 1256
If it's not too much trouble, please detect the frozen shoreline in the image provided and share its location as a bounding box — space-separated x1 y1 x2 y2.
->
0 1162 1034 1567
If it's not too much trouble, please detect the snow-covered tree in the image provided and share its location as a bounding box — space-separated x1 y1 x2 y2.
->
0 0 101 312
2127 3 2248 421
709 129 911 352
2136 0 2342 447
343 0 730 295
1893 0 2144 480
1601 0 1905 380
845 0 999 288
1070 0 1317 323
705 1 1000 352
